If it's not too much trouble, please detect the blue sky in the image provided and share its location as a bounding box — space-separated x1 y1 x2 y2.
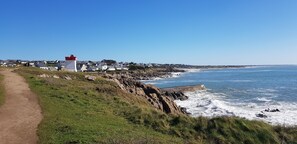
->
0 0 296 65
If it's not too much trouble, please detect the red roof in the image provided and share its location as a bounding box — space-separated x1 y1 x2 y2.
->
65 55 77 60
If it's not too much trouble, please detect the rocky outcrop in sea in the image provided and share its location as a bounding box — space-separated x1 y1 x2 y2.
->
161 85 206 101
101 73 187 115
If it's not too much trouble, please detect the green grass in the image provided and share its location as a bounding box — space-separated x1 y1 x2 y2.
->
18 68 184 144
0 73 4 106
16 68 297 144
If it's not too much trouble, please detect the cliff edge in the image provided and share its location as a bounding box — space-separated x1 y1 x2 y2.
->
102 74 187 115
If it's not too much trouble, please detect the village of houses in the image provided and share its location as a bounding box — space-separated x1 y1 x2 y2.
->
0 55 156 72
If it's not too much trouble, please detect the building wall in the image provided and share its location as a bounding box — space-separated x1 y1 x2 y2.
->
65 60 77 72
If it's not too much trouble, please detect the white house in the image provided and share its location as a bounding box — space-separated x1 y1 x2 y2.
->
77 64 87 72
86 65 96 72
107 66 116 71
115 64 129 71
29 62 35 67
0 61 5 67
35 62 48 70
65 55 77 72
96 63 108 71
101 65 108 71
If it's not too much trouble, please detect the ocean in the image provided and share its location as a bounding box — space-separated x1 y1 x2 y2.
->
144 66 297 126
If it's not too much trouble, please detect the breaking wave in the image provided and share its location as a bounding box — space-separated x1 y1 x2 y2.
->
175 90 297 126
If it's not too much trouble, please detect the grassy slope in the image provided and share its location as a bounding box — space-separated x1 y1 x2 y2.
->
17 68 297 144
18 68 184 144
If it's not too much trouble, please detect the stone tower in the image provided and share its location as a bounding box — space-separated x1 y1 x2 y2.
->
65 54 77 72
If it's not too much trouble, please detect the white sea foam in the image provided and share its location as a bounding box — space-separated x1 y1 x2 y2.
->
175 90 297 126
171 72 183 78
152 77 163 80
255 97 272 102
142 69 201 84
144 80 172 85
144 82 157 85
182 68 201 73
246 88 279 97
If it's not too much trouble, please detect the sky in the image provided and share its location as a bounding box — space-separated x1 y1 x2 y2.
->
0 0 296 65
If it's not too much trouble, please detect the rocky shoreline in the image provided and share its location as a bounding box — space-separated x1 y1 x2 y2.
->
120 68 186 80
161 85 206 101
96 66 218 115
101 73 187 114
106 65 249 81
97 72 208 115
39 66 249 116
162 85 206 93
38 66 243 116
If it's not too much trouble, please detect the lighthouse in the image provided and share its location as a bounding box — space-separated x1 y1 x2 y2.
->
65 54 77 72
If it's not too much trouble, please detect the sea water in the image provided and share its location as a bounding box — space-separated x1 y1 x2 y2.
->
144 66 297 126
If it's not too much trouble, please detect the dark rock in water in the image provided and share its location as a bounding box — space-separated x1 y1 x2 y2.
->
180 107 187 112
161 84 206 101
264 108 280 112
256 113 268 118
163 91 189 101
271 109 280 112
179 95 189 101
180 107 191 115
162 85 206 93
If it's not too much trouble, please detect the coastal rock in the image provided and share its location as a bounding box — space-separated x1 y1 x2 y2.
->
107 75 186 115
103 68 185 81
64 75 72 80
101 73 114 79
162 84 206 93
163 91 188 101
161 84 206 101
38 74 50 78
181 107 191 115
85 75 97 81
112 78 126 91
256 113 268 118
264 108 280 112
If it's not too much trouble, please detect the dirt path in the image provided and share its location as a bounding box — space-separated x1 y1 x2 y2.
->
0 69 42 144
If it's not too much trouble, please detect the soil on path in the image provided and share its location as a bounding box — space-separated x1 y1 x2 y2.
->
0 69 42 144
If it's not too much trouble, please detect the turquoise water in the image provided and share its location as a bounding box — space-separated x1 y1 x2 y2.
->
145 66 297 126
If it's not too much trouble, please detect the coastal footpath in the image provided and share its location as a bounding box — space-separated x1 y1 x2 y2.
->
0 73 4 106
0 69 42 144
